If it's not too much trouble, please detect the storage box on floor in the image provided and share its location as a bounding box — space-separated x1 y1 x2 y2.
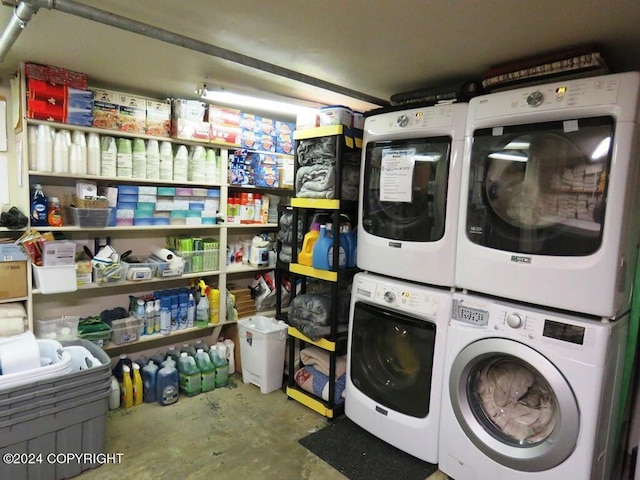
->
237 316 288 394
0 340 111 480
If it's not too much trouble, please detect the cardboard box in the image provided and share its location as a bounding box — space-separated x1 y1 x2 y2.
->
146 100 171 137
210 124 241 146
117 94 146 134
171 99 206 121
92 89 119 130
171 118 210 142
207 105 241 127
0 261 27 300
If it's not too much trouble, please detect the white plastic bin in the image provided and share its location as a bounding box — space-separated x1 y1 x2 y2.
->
237 316 288 394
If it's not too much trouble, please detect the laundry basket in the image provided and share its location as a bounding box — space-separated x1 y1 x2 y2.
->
237 316 288 394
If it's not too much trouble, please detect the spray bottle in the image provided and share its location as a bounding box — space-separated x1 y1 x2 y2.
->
196 280 210 328
208 286 220 324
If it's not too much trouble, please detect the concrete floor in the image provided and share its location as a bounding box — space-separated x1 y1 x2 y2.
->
75 374 448 480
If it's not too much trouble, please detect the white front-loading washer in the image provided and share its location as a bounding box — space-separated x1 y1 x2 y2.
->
455 72 640 318
357 103 467 288
345 272 451 463
438 292 629 480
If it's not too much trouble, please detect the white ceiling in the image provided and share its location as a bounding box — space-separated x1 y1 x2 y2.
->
0 0 640 115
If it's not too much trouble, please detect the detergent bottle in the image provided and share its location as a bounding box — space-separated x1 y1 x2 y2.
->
210 345 229 387
177 352 201 396
132 362 144 406
156 359 179 406
195 348 216 392
208 287 220 324
298 222 320 266
120 365 134 409
142 361 158 403
312 224 333 270
196 281 210 328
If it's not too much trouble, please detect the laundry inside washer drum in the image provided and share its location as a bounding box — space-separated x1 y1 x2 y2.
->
469 357 559 445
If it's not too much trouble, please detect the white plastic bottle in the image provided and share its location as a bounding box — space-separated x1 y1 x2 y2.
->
87 132 101 176
223 338 236 374
109 375 120 410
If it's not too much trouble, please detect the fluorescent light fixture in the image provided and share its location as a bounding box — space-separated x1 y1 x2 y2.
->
200 85 321 116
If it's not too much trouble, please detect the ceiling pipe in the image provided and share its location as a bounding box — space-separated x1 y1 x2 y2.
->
1 0 389 107
0 1 43 62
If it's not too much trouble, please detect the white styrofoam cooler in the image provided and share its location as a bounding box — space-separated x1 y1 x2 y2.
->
237 316 288 394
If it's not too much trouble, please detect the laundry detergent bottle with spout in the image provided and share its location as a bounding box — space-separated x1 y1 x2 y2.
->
298 222 320 266
156 359 179 406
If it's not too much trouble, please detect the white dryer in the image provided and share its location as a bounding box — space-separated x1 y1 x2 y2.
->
438 292 629 480
357 103 467 288
455 72 640 318
345 272 451 463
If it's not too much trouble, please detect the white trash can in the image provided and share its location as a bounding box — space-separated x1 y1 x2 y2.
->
237 316 288 394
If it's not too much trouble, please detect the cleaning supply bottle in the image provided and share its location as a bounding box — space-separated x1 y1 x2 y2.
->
166 345 180 363
145 299 155 336
132 362 144 406
298 222 320 266
186 292 195 328
109 375 120 410
193 339 210 353
47 196 63 227
196 281 210 328
177 352 201 396
195 348 216 392
180 343 196 356
312 224 333 270
210 345 229 387
208 287 220 324
160 296 171 335
112 353 133 383
339 224 354 268
135 298 146 335
223 338 236 374
120 365 134 409
30 184 49 226
156 359 179 406
142 360 158 403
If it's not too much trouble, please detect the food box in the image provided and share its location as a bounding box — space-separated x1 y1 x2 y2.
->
92 89 119 130
210 124 241 146
207 105 241 126
171 99 206 121
171 118 210 142
117 94 146 134
146 99 171 137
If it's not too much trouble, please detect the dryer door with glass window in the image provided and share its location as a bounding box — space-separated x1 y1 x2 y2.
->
361 137 451 242
465 116 614 255
349 301 437 418
449 338 580 472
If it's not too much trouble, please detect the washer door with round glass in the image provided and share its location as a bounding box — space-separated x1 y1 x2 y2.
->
361 137 451 242
349 301 436 418
449 338 579 472
465 116 614 255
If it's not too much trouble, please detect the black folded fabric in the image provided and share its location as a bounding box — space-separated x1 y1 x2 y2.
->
0 207 28 229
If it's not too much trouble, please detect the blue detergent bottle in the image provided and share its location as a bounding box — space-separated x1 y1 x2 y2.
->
340 224 356 268
312 224 333 270
156 359 179 406
142 361 158 403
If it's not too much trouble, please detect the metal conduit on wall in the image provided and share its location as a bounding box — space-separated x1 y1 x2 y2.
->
0 0 389 106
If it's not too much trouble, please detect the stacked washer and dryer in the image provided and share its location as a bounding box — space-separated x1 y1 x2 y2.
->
345 72 640 480
345 102 468 464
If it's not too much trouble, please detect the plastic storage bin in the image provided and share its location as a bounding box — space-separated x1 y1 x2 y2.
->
64 206 111 227
34 316 79 341
110 317 142 345
237 316 288 394
32 264 77 294
0 340 111 480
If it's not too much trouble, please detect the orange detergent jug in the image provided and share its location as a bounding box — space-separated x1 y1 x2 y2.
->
298 222 320 266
